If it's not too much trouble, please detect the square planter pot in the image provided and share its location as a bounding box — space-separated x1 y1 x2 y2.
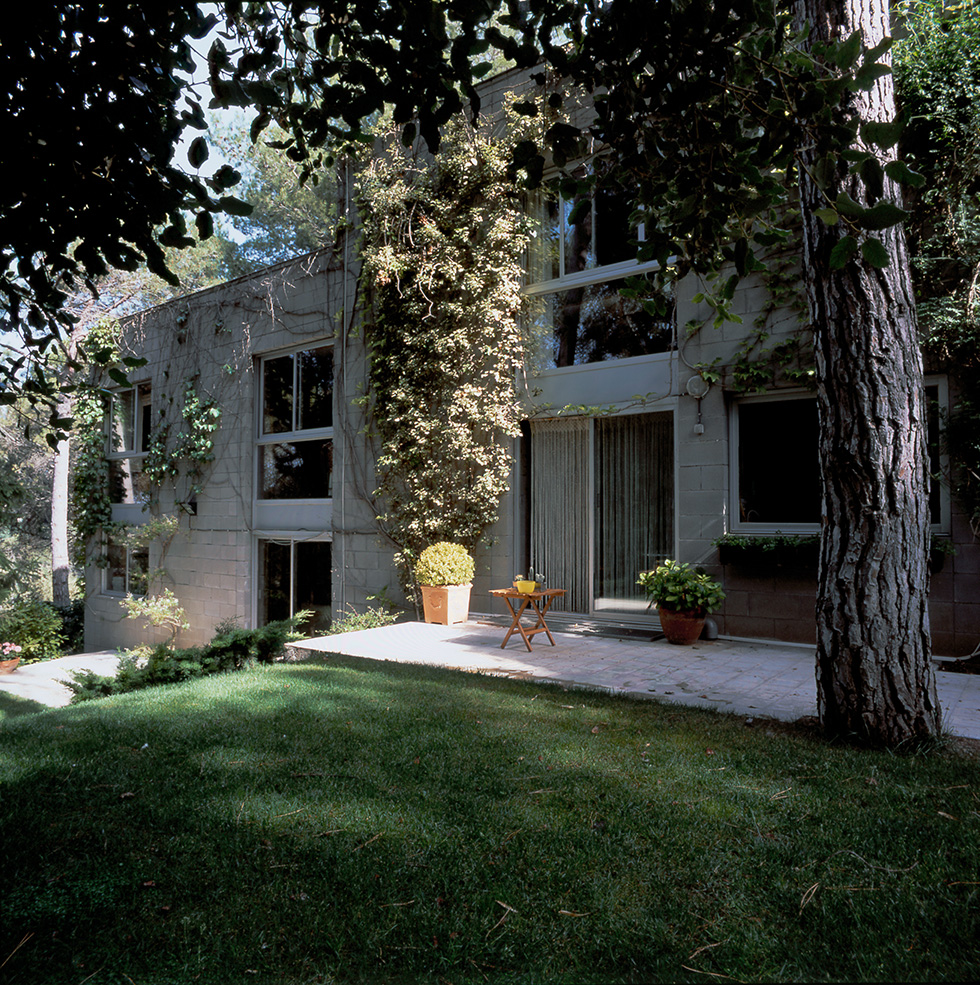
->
420 584 472 625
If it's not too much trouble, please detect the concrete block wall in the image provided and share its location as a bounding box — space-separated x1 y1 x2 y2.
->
84 250 348 651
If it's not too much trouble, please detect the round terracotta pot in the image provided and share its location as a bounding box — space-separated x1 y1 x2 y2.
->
657 608 706 645
0 655 22 674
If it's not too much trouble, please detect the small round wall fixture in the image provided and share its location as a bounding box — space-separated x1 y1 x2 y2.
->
686 375 711 399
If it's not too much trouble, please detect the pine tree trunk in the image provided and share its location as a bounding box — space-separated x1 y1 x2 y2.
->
796 0 941 745
51 398 71 608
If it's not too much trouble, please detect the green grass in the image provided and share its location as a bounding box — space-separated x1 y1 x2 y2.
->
1 655 977 984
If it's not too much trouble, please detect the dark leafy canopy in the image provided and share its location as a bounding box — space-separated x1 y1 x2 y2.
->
223 1 913 299
0 6 246 362
1 1 907 402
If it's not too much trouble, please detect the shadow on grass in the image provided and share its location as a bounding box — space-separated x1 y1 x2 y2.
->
1 654 977 985
0 690 51 721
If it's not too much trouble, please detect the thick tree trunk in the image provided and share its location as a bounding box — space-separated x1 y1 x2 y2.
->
796 0 941 744
51 396 71 607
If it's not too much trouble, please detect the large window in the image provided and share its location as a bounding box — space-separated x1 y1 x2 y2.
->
524 173 674 369
257 346 333 500
107 383 152 506
258 538 331 633
103 538 148 597
731 381 949 533
529 411 674 615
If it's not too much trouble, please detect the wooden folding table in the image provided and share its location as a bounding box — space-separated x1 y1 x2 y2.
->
489 587 566 651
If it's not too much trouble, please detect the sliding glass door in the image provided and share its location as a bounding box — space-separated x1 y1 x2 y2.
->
529 412 674 616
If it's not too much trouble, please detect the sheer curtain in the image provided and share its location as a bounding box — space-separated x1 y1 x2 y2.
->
594 413 674 610
529 417 590 612
530 412 673 616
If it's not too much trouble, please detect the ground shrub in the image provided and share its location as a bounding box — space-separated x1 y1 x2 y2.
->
325 604 399 634
63 616 304 702
0 597 64 663
54 599 85 653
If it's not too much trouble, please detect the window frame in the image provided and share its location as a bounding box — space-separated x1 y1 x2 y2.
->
729 378 951 536
252 532 333 632
102 536 149 598
522 178 675 371
523 180 659 298
255 344 334 504
106 382 152 459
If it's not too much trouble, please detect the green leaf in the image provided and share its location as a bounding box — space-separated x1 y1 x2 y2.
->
187 136 209 169
814 155 838 189
196 210 213 240
217 196 253 217
833 30 863 70
108 368 131 387
834 192 865 219
829 236 858 269
884 160 926 189
857 157 884 200
861 238 890 268
860 120 903 150
857 201 910 231
815 208 839 226
852 63 891 90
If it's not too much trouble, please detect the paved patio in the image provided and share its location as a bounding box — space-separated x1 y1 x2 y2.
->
292 618 980 741
3 621 978 740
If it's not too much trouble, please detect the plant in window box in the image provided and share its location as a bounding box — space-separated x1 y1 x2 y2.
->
714 533 820 568
637 560 725 645
415 542 475 626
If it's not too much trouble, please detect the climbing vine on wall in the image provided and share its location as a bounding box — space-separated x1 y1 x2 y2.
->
71 318 223 574
142 379 221 502
357 107 536 585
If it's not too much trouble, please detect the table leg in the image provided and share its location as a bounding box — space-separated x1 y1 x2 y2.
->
529 596 557 646
500 596 533 651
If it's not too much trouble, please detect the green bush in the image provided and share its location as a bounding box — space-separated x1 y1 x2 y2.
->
414 542 475 586
0 597 64 663
64 615 307 703
637 560 726 617
326 605 399 634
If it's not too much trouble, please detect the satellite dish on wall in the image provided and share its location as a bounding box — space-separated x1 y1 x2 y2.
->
686 375 710 399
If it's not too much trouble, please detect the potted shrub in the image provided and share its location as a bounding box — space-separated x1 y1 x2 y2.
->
415 542 475 625
637 560 726 645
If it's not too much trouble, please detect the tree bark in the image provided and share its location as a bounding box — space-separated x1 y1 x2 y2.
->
50 394 71 608
796 0 941 744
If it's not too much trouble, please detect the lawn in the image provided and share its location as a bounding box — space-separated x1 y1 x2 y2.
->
1 654 977 984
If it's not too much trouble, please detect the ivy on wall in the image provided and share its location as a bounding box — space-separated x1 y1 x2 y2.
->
357 107 535 585
71 319 223 579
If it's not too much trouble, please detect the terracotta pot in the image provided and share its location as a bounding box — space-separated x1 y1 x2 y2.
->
657 608 706 645
0 656 22 674
420 584 472 625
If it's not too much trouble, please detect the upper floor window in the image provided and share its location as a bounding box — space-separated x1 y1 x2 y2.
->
524 173 674 369
107 383 152 506
109 383 151 456
257 346 334 500
526 176 640 288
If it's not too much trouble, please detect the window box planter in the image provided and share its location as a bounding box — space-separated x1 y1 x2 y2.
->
715 535 820 568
